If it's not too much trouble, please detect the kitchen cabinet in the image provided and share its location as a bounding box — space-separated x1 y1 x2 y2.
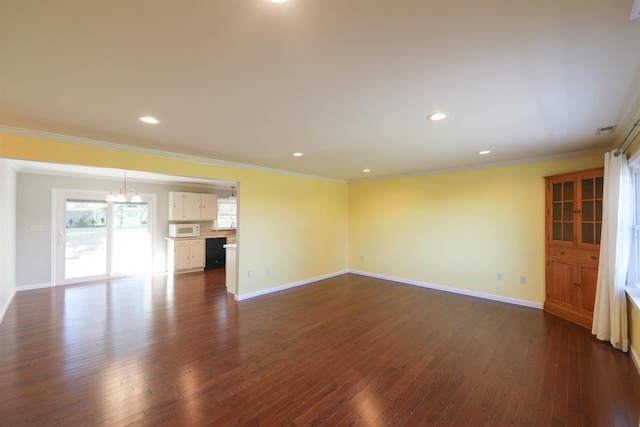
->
168 191 217 221
544 167 603 328
167 238 205 273
201 193 217 220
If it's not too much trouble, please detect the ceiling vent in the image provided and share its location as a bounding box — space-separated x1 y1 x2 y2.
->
596 125 615 135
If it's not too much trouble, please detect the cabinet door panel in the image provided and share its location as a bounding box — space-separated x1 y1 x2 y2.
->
548 258 577 309
168 192 185 221
550 178 577 243
183 193 201 220
201 194 217 220
175 244 191 270
579 264 598 317
578 175 604 247
190 239 205 268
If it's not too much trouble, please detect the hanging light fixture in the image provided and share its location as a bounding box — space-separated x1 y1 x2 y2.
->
228 186 237 201
106 171 142 203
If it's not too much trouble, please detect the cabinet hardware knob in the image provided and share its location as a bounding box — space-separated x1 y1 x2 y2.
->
591 256 596 260
560 251 565 255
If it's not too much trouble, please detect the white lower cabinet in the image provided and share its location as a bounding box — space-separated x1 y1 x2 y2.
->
167 238 205 273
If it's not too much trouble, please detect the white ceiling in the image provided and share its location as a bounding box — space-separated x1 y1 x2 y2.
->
1 0 640 182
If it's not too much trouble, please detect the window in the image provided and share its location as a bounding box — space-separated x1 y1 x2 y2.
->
628 153 640 291
217 198 237 229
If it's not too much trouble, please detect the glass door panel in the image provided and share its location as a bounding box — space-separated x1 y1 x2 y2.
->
112 203 151 275
551 180 575 242
580 177 604 245
65 200 108 279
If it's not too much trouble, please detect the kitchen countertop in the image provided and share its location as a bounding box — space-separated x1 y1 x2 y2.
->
203 232 236 243
165 233 236 242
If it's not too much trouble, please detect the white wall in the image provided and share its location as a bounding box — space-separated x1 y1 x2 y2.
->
0 159 17 322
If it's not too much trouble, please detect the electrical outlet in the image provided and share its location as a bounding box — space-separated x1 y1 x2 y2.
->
248 271 253 279
520 276 527 285
497 273 503 281
266 268 271 275
361 255 365 261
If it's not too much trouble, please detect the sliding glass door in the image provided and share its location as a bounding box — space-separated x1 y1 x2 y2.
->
111 202 150 275
64 199 108 279
55 190 153 285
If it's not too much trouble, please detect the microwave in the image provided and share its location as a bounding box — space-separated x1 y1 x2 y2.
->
169 223 200 238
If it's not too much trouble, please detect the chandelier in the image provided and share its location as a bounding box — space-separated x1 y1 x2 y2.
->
105 171 142 203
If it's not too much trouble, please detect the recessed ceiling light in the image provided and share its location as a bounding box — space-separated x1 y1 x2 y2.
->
292 152 303 157
426 112 448 121
138 116 159 124
479 150 491 155
270 0 287 3
362 169 371 173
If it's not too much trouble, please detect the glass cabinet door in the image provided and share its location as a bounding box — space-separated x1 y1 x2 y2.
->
551 179 575 243
579 176 603 245
548 172 603 247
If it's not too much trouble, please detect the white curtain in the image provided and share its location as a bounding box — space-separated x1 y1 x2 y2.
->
592 151 633 352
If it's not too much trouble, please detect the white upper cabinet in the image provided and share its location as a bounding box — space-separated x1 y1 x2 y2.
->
169 191 218 221
182 192 202 220
200 193 217 221
168 191 187 220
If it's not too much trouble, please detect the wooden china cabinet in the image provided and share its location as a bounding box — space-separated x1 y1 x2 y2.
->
544 167 604 328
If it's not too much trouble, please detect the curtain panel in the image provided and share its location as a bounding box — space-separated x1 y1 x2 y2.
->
592 151 633 352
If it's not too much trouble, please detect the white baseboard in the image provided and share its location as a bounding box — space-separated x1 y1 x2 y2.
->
16 282 52 291
0 282 50 325
236 269 349 301
236 269 544 309
348 270 544 310
631 345 640 377
0 287 17 325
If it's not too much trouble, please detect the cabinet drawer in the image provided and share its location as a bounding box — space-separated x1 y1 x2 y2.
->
174 240 190 248
190 239 205 246
549 246 598 264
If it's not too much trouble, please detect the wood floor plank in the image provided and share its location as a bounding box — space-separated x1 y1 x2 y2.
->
1 272 639 426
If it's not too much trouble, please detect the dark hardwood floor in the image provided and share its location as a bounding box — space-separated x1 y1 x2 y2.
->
1 272 639 426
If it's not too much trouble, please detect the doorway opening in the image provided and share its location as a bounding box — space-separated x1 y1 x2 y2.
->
54 190 154 285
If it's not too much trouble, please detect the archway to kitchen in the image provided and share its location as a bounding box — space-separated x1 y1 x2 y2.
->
14 160 239 295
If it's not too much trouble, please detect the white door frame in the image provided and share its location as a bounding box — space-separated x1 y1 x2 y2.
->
51 188 156 286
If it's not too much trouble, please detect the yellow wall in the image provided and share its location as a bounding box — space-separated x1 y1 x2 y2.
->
348 155 604 304
629 299 640 367
0 133 349 296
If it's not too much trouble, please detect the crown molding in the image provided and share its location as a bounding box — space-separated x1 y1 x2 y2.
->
0 126 348 184
349 148 608 183
1 125 609 185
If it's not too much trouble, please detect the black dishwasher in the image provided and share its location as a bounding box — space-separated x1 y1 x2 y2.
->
205 237 226 270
